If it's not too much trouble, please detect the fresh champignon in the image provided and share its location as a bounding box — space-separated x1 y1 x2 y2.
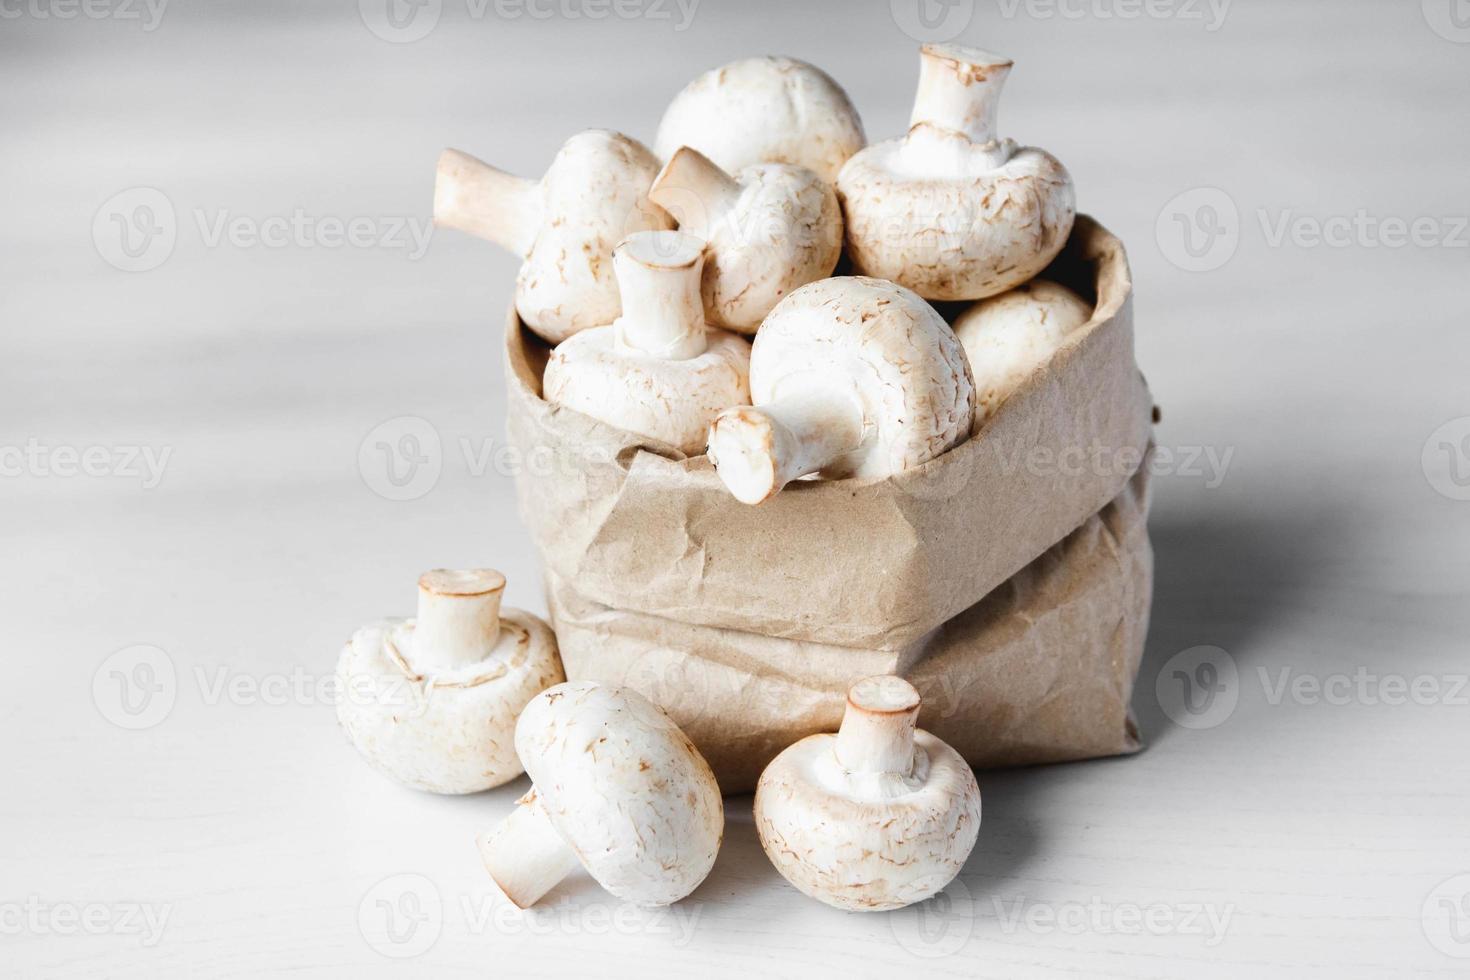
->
648 146 843 334
655 56 866 184
705 276 975 505
542 230 751 455
335 569 563 795
754 675 982 911
433 130 673 344
836 44 1076 301
477 681 724 908
953 278 1093 424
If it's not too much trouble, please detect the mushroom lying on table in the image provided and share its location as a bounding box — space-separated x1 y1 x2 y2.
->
754 676 982 911
434 130 673 343
705 276 975 504
542 230 751 455
648 146 843 335
335 569 563 794
655 56 866 184
953 278 1093 423
837 44 1076 301
477 681 724 909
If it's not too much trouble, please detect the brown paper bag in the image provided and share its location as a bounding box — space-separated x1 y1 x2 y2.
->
505 216 1153 652
545 463 1153 793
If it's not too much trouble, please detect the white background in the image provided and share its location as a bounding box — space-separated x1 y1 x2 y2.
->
4 0 1470 976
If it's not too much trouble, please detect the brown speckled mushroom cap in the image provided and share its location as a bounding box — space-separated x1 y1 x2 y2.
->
753 676 982 911
507 682 724 908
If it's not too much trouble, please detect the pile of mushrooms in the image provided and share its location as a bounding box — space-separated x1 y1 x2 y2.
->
333 41 1098 918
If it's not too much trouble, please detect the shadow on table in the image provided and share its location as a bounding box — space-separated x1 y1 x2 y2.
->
1131 506 1333 750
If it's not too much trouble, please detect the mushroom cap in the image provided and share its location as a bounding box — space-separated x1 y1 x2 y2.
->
953 279 1093 423
335 608 563 794
697 162 843 334
518 130 673 344
655 56 866 184
543 325 750 455
750 276 975 479
753 728 981 911
836 133 1075 301
514 682 724 907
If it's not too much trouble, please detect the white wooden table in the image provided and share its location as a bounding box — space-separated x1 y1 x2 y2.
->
4 1 1468 975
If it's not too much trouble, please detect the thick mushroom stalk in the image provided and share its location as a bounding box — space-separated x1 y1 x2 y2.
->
542 231 750 455
910 44 1012 147
836 45 1076 302
431 130 673 344
334 568 564 795
612 231 708 361
705 383 865 506
835 675 922 776
754 675 982 911
649 147 844 335
705 276 974 505
433 150 540 256
477 682 724 909
411 568 505 672
477 790 581 909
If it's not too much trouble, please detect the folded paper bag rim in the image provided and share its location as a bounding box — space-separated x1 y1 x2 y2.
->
504 214 1153 652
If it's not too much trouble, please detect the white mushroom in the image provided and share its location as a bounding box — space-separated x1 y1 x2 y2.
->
953 279 1093 423
477 681 724 908
542 230 751 455
705 276 975 505
655 56 866 184
836 44 1076 301
648 146 843 334
434 130 673 344
335 569 563 795
754 675 981 911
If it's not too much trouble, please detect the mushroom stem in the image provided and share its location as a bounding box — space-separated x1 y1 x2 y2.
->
412 569 506 672
908 43 1013 145
834 676 922 775
706 380 866 505
612 231 709 361
433 148 541 255
477 790 580 909
647 146 744 240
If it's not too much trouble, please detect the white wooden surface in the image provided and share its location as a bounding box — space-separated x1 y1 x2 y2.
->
4 1 1469 976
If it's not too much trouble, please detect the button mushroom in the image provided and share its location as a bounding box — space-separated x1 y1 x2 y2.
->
836 44 1076 301
705 276 975 505
335 569 563 795
433 130 674 344
655 56 866 184
953 278 1093 423
541 230 751 455
477 681 724 909
754 675 982 911
648 146 843 334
